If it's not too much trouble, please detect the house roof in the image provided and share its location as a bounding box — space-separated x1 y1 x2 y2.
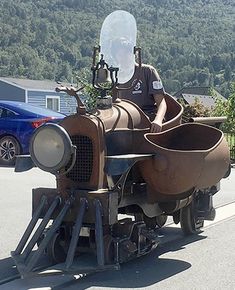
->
0 77 61 91
174 86 209 97
174 86 225 100
174 86 227 108
182 94 216 108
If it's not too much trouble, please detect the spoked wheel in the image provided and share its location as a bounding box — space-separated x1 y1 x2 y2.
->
0 136 20 166
180 199 204 235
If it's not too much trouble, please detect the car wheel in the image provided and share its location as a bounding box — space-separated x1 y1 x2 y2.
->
0 136 21 166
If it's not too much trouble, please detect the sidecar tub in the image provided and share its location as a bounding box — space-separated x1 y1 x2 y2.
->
139 123 230 199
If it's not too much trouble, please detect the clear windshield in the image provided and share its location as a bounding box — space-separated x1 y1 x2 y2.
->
100 10 137 84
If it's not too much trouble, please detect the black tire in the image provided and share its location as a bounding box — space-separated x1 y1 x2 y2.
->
224 163 231 178
156 215 167 228
46 232 66 264
180 200 204 235
143 215 156 229
143 214 167 229
103 235 115 264
0 136 20 166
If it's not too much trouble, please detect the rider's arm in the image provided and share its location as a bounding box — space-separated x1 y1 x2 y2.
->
151 94 167 133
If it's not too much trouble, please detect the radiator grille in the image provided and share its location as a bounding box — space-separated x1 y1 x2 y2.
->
66 135 93 182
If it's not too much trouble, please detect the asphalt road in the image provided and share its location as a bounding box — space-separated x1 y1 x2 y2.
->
0 167 234 289
0 167 55 259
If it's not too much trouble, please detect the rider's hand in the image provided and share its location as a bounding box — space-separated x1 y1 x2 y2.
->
150 120 162 133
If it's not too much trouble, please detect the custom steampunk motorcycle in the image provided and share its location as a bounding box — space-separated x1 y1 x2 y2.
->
12 10 230 278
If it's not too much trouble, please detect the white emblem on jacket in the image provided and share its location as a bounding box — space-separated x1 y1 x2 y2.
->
134 81 141 90
152 80 163 90
132 80 142 94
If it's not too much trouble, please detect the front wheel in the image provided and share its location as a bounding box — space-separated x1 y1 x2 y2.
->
0 136 20 166
103 235 115 264
46 232 67 264
180 200 204 235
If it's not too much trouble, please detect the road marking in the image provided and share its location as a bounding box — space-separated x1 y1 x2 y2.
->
204 202 235 227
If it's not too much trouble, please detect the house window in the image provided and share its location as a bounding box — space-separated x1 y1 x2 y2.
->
46 96 60 112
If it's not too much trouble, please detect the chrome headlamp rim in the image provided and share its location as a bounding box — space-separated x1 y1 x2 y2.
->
29 123 74 174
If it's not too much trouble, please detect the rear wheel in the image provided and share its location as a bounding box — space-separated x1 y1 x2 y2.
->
0 136 20 166
180 199 204 235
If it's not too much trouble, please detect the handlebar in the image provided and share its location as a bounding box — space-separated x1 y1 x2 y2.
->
189 116 227 128
55 85 86 115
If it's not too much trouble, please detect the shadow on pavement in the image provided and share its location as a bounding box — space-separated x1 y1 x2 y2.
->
52 229 206 290
0 226 207 290
0 257 19 284
0 163 15 169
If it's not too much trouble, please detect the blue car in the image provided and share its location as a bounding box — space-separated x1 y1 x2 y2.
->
0 101 65 166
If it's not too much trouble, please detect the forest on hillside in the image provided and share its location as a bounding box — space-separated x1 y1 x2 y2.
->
0 0 235 96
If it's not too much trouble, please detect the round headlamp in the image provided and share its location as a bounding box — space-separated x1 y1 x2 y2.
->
30 123 75 174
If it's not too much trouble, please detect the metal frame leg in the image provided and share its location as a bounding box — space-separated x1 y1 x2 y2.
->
22 197 61 260
25 198 72 272
13 195 47 256
65 198 87 270
94 199 104 267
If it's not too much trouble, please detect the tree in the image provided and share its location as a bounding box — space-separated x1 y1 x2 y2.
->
224 65 231 81
212 82 235 132
0 0 234 98
178 98 210 122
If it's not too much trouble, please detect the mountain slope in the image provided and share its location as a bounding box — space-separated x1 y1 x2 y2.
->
0 0 234 96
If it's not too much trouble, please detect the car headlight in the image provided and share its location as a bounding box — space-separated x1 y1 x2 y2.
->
30 123 76 174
